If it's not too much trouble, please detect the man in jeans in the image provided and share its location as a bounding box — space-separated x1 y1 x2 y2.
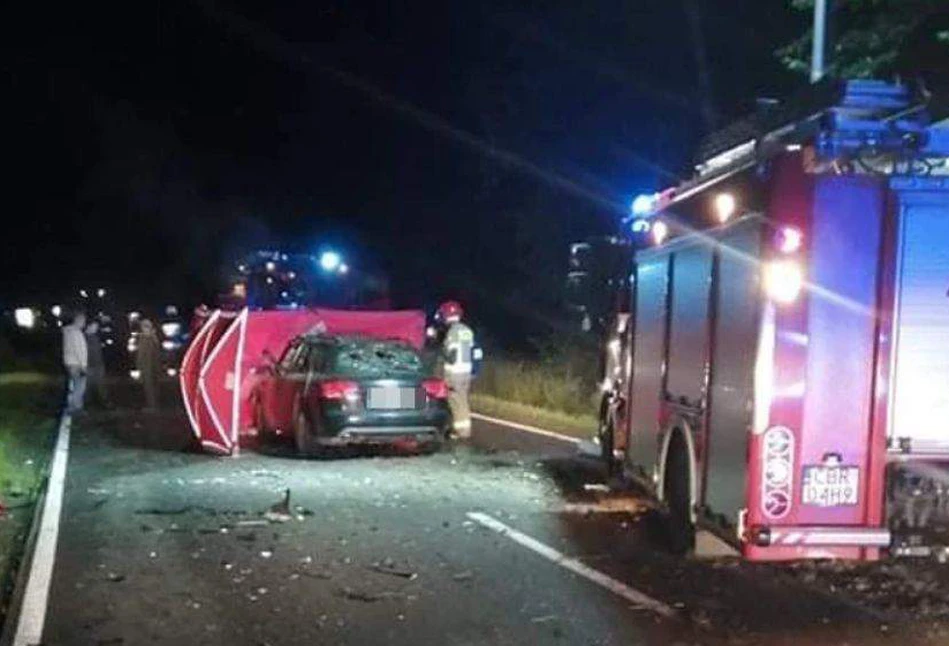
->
62 311 88 414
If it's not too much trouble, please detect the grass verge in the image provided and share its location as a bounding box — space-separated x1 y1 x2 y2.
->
470 393 596 440
0 372 59 628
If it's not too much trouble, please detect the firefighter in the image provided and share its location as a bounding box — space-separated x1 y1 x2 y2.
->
436 301 475 439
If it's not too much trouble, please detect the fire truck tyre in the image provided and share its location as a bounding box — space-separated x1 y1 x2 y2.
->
663 434 695 555
598 415 617 477
293 408 315 457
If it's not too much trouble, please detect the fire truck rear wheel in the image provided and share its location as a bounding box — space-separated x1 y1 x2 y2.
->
663 432 695 555
598 415 617 477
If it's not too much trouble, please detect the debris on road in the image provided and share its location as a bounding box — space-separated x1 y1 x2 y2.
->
294 505 315 517
260 550 273 559
369 559 418 580
452 570 474 582
337 586 401 603
263 489 293 523
135 506 193 516
236 519 269 528
530 614 557 624
583 483 610 493
300 569 333 580
106 572 125 583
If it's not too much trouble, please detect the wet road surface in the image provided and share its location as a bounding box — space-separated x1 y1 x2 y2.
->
34 407 948 645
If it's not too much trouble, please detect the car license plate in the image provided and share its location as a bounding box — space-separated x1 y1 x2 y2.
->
368 387 415 410
801 465 859 507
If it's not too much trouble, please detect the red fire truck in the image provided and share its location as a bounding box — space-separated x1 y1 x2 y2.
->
570 80 949 561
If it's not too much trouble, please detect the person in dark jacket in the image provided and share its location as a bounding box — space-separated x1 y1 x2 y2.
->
84 320 111 409
137 319 162 411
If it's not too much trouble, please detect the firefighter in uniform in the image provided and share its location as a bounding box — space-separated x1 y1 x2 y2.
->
436 301 475 438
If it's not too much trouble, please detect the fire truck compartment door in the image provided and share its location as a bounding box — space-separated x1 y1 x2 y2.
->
627 256 669 472
889 188 949 452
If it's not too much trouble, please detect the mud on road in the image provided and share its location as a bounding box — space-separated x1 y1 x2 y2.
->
23 402 949 646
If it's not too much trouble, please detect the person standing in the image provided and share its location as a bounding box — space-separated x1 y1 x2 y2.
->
62 311 88 414
436 301 475 439
137 319 162 411
84 320 111 409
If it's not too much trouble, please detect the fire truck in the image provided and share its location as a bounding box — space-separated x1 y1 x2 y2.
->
569 80 949 561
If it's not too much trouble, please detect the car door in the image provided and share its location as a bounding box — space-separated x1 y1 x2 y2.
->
300 342 328 424
270 340 305 431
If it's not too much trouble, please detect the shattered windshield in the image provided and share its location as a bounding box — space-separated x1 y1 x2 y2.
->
329 339 425 379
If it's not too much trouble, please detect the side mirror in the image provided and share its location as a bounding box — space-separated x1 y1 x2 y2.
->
565 237 633 334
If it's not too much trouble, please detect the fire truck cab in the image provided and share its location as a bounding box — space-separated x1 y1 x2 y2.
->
571 80 949 561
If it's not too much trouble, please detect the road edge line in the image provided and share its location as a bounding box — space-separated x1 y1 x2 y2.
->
11 414 71 646
466 511 676 619
470 412 582 444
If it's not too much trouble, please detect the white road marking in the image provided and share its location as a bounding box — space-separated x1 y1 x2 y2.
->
14 415 72 646
470 412 582 444
466 511 676 619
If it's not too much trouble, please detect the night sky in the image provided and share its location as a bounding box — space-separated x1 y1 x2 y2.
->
2 0 803 338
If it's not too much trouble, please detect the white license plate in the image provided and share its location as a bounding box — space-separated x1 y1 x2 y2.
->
801 466 860 507
368 387 415 410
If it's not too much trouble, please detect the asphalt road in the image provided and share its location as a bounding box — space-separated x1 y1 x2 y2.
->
31 404 946 645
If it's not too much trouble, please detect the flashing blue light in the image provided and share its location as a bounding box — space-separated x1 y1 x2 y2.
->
631 218 651 233
319 251 342 272
631 194 656 217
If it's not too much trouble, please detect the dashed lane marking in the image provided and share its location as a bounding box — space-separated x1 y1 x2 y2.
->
466 511 676 619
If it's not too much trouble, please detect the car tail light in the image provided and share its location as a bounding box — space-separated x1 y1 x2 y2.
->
319 380 361 401
422 379 449 399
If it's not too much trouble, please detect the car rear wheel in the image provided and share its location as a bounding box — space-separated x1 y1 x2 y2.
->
423 428 453 454
254 398 267 437
293 408 315 457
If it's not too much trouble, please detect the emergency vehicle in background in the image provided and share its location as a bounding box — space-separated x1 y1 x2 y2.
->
220 250 391 312
569 80 949 561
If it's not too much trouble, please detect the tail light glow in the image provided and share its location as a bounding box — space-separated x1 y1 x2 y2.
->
319 380 361 401
422 379 449 399
763 260 804 304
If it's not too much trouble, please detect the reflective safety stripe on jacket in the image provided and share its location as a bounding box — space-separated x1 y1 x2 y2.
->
443 322 474 375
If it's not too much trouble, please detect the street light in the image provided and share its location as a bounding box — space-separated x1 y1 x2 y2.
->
14 308 35 329
320 251 342 272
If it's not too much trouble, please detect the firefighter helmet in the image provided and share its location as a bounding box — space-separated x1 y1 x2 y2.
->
436 300 464 323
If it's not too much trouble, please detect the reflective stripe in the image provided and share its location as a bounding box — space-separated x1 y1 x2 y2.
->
445 363 472 375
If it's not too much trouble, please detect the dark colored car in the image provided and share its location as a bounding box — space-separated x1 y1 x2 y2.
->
255 334 452 455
